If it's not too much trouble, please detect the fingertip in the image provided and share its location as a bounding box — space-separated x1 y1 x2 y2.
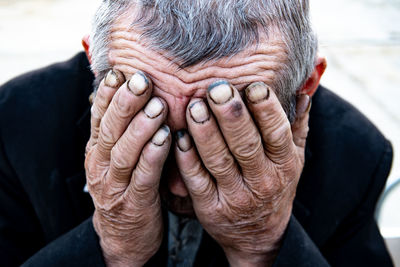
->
140 125 172 171
128 70 153 96
175 130 193 152
245 82 270 104
207 80 234 105
151 125 172 147
296 94 311 116
174 130 199 173
187 98 210 124
144 97 169 120
104 69 125 88
246 82 286 118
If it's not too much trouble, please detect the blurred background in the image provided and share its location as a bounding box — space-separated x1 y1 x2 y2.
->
0 0 399 264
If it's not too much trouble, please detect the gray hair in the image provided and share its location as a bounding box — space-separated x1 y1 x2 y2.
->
90 0 318 122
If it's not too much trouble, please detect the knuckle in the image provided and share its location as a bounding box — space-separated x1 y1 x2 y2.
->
97 198 124 214
124 190 160 216
135 164 157 187
85 140 93 157
181 160 203 178
266 121 292 148
90 105 99 118
141 144 166 167
133 175 154 192
233 138 262 161
124 122 150 148
232 193 256 210
84 149 92 169
84 150 100 176
191 179 214 201
139 151 156 171
263 174 285 197
103 180 126 198
110 146 132 173
136 161 152 180
206 150 236 177
90 106 103 125
96 86 113 108
115 92 137 118
130 176 159 204
99 121 117 149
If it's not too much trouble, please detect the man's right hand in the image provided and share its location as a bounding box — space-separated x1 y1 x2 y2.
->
84 69 171 267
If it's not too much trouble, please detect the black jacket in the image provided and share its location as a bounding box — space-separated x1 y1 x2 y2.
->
0 53 394 266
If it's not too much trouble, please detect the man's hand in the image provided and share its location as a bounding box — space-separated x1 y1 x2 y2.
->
85 70 171 266
175 81 310 266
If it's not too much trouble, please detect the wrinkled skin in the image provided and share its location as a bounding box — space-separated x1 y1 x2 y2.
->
175 82 310 266
84 9 318 266
85 72 170 266
85 67 311 266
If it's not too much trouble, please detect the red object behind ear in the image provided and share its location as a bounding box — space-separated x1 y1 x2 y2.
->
82 34 92 65
299 57 327 97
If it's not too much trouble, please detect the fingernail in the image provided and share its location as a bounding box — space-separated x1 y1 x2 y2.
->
246 82 270 104
296 94 311 115
144 97 164 118
189 100 210 123
152 125 170 146
208 80 233 104
128 71 149 96
104 69 122 88
176 130 192 152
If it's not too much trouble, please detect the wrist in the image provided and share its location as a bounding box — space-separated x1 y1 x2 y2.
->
97 230 150 267
92 215 154 267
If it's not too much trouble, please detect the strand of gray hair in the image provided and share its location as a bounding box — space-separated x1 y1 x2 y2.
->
90 0 318 122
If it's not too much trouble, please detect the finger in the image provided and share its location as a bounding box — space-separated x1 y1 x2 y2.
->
174 130 218 208
88 69 125 150
186 98 243 193
245 82 296 165
124 125 171 207
95 71 153 162
107 97 168 187
291 94 311 164
206 81 267 181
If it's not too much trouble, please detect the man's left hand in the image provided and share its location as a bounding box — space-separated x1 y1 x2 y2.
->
175 81 311 267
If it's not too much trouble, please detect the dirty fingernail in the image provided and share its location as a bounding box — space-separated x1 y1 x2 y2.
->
104 69 123 88
296 94 311 115
189 100 210 123
246 82 270 104
152 125 170 146
144 97 164 118
176 130 192 152
208 80 233 104
128 71 149 96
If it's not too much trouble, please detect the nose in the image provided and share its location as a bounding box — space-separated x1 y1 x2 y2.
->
159 91 191 132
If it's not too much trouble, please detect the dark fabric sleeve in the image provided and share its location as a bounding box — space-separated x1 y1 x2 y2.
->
321 139 394 266
21 217 106 267
273 140 394 267
0 136 105 267
0 136 45 267
273 215 330 267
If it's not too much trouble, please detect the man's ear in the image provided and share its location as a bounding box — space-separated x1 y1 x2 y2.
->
298 56 327 97
82 34 92 65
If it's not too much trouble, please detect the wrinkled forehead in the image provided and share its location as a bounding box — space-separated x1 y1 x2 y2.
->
108 11 288 98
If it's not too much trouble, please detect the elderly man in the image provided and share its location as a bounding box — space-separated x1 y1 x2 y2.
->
0 0 394 266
